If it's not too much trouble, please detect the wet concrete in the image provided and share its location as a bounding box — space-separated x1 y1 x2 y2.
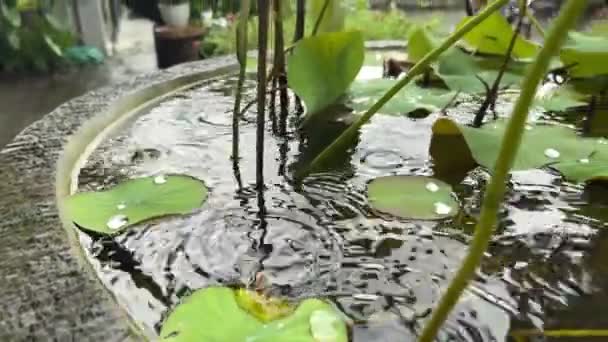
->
0 17 157 148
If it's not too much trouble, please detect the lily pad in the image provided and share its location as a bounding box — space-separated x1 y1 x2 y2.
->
350 79 456 116
456 12 538 59
367 175 459 220
287 31 364 120
431 118 598 172
553 142 608 183
63 175 208 235
561 32 608 78
160 287 348 342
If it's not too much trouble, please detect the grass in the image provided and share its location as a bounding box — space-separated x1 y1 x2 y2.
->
201 7 442 57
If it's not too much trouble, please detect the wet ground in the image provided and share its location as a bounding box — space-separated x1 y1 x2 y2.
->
74 68 608 341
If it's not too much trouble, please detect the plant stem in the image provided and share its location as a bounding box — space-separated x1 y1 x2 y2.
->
293 0 306 114
473 2 526 127
417 1 588 341
312 0 330 35
257 0 270 191
526 10 546 38
232 0 251 188
273 0 289 129
298 0 509 179
511 329 608 338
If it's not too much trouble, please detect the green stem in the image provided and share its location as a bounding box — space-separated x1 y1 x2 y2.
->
232 0 252 164
298 0 508 179
417 1 588 341
312 0 330 35
526 9 546 38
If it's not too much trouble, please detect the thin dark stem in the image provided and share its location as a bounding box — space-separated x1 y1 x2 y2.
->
293 0 306 114
273 0 289 126
473 4 526 127
583 95 597 135
256 0 270 191
312 0 330 36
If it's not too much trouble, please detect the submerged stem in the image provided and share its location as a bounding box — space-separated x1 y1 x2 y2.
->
257 0 270 190
417 1 588 341
312 0 330 35
273 0 289 130
298 0 509 179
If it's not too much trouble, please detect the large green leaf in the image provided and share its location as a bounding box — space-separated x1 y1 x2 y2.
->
407 26 525 94
63 175 208 235
561 32 608 78
287 31 364 120
0 2 21 27
431 118 604 177
553 142 608 183
456 12 538 59
367 176 459 220
350 79 456 116
160 287 348 342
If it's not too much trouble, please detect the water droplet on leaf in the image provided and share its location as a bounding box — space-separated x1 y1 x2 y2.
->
425 182 439 192
544 148 560 159
107 214 129 230
116 203 127 210
579 158 590 164
434 202 452 215
154 175 167 184
310 310 340 342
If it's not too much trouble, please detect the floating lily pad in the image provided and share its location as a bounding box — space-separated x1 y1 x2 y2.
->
160 287 348 342
431 118 600 173
63 175 208 235
561 32 608 78
287 31 364 120
553 143 608 183
456 12 538 59
350 79 456 116
367 176 459 220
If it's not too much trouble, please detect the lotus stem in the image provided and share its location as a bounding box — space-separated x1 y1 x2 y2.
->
418 1 588 341
312 0 330 35
298 0 509 179
257 0 270 191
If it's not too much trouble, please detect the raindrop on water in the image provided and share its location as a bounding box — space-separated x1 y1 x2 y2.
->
107 214 129 230
434 202 452 215
544 148 560 159
353 294 379 302
425 182 439 193
154 175 167 184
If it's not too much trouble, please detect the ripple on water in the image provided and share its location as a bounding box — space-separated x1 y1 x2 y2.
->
76 77 608 340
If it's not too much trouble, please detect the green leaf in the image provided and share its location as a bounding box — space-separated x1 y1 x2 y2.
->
350 79 456 116
553 142 608 183
407 26 526 94
309 0 345 33
367 176 459 220
287 31 364 120
160 287 348 342
561 32 608 78
1 2 21 27
456 12 538 59
431 118 598 172
44 34 63 56
63 175 208 235
7 30 20 49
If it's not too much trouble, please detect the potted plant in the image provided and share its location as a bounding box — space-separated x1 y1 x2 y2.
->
158 0 190 27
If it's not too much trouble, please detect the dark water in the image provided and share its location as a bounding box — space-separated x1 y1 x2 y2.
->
76 73 608 341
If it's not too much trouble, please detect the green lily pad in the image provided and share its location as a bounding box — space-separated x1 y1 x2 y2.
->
349 79 456 116
287 31 364 120
63 175 208 235
456 12 538 59
431 118 599 172
367 175 459 220
561 32 608 78
553 142 608 183
160 287 348 342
